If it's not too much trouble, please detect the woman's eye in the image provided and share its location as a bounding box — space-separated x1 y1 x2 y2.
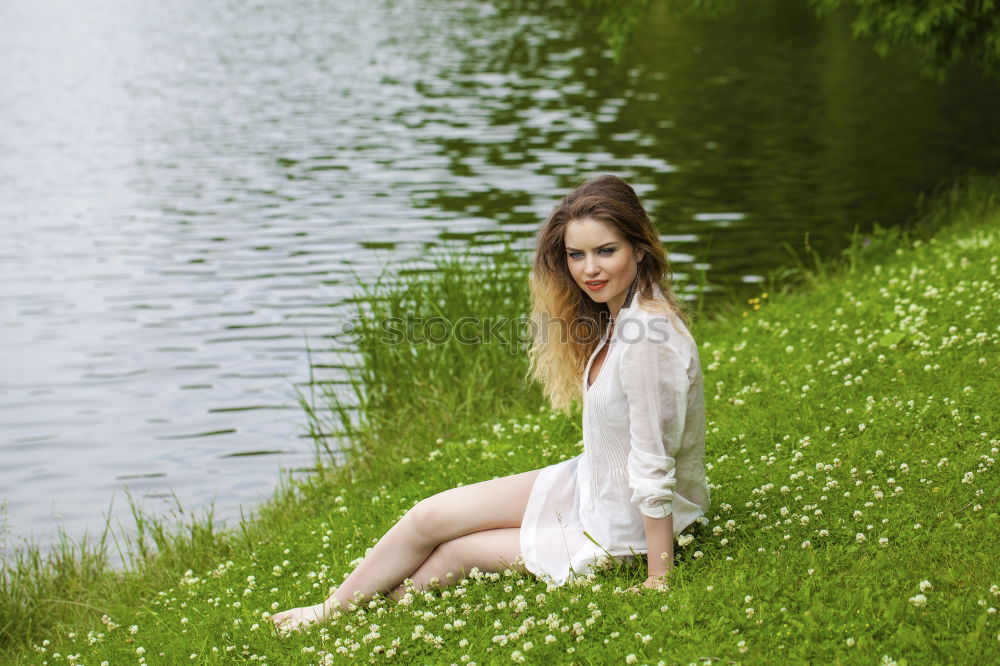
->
599 247 615 255
568 251 583 259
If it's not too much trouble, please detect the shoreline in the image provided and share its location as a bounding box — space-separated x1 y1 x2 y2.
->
4 171 998 663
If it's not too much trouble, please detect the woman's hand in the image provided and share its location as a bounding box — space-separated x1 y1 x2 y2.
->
627 574 669 594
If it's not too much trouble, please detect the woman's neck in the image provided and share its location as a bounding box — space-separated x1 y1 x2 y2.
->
606 297 625 320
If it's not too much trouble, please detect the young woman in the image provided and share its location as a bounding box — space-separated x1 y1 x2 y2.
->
272 174 710 631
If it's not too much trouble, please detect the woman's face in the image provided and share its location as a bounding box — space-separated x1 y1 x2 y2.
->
563 217 642 314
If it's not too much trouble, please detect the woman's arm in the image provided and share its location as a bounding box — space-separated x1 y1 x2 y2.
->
619 324 689 592
620 328 689 519
642 512 674 587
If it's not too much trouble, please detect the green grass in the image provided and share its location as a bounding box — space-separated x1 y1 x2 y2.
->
3 172 999 664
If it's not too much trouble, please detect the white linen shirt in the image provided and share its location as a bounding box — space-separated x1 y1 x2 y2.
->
520 287 711 586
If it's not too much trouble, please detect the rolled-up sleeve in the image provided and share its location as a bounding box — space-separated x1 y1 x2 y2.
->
620 326 690 519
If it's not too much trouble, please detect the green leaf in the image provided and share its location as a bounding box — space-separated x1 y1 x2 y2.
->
880 331 906 347
895 623 923 648
949 596 966 615
975 612 988 634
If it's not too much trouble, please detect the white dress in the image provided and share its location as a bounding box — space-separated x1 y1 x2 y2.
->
519 287 711 586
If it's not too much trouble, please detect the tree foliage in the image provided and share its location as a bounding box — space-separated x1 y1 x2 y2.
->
586 0 1000 83
811 0 1000 82
583 0 732 55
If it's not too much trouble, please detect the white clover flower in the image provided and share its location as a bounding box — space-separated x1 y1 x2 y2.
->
625 654 637 664
919 580 933 592
908 594 927 607
856 533 867 543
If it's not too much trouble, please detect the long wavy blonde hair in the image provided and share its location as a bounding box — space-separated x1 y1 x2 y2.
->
526 175 688 413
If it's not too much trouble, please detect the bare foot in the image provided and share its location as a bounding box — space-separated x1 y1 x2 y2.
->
271 598 340 634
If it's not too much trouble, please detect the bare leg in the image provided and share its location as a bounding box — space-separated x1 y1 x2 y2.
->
387 527 526 601
271 468 540 630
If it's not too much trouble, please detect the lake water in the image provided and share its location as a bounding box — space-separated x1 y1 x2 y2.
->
2 0 999 551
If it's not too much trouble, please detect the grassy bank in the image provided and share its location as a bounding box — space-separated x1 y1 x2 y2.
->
3 173 999 664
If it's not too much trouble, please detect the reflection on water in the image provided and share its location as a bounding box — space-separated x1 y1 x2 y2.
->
1 0 999 549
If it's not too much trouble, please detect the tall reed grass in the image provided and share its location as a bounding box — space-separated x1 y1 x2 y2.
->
296 246 543 462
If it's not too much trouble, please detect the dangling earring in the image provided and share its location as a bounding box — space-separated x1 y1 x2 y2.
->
623 262 640 309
